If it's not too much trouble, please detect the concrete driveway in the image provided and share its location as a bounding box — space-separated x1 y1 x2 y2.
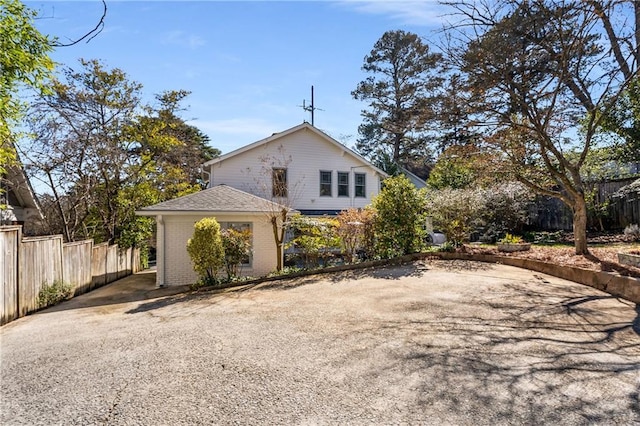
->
1 260 638 425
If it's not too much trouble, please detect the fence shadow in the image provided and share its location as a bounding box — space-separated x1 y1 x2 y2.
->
42 271 189 313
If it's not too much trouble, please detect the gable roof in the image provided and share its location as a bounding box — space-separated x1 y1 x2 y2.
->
400 167 427 189
2 143 43 220
136 184 292 215
203 122 388 177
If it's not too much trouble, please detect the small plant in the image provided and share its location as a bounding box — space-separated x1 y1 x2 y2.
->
38 280 73 308
526 231 564 245
500 233 524 244
438 241 457 252
268 266 304 277
624 224 640 242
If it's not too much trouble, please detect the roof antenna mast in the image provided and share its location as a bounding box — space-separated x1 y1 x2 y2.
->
300 85 323 126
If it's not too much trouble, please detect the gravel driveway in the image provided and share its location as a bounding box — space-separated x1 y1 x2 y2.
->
1 260 639 425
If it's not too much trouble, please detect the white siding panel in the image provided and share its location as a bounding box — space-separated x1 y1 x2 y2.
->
210 127 382 212
162 214 277 287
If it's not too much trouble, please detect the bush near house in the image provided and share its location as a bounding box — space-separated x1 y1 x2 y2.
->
425 187 483 246
336 207 376 263
187 217 225 286
221 227 252 280
425 183 534 245
373 175 427 258
286 214 341 268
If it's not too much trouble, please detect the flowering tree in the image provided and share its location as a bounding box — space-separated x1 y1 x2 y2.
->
336 207 376 263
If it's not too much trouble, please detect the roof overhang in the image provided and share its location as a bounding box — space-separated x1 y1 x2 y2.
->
136 208 298 217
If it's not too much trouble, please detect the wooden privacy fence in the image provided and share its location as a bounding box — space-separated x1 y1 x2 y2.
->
530 178 640 231
1 226 141 326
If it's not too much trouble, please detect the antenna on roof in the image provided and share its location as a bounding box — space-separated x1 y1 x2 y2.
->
299 85 323 126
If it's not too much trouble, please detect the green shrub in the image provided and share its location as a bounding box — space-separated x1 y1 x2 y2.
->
437 241 457 252
373 175 427 258
286 214 341 268
268 266 304 277
187 217 225 283
480 182 534 240
38 280 73 308
221 227 252 279
525 231 563 244
425 187 483 246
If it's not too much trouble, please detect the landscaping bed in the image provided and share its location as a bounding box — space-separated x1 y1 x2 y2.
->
464 243 640 279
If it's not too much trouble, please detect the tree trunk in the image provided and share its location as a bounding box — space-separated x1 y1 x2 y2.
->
572 195 589 255
271 218 283 272
271 207 288 272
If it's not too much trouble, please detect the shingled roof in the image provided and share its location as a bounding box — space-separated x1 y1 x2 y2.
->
136 185 290 215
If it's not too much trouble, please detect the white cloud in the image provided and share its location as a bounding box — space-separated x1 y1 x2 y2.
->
163 30 205 49
336 0 448 26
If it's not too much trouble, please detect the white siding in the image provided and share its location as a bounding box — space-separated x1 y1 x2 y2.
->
209 127 382 212
161 213 277 287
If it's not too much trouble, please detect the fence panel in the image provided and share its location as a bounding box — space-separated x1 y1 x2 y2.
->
106 245 118 284
19 235 64 316
1 226 21 326
1 228 144 327
91 243 108 289
117 247 128 279
132 248 141 273
63 240 93 296
531 178 640 231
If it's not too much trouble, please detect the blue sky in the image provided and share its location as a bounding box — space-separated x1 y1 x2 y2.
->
24 1 449 154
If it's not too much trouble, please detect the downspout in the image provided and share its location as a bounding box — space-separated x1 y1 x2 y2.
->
156 214 165 288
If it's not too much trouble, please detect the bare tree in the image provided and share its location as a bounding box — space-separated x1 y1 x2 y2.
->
242 145 304 272
443 0 639 254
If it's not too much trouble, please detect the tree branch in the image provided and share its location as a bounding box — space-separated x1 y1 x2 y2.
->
51 0 107 47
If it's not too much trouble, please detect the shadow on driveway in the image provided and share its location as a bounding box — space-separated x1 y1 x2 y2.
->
44 269 190 313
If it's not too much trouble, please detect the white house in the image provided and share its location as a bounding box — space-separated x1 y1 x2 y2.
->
137 185 292 287
137 123 388 287
202 122 388 215
1 159 43 235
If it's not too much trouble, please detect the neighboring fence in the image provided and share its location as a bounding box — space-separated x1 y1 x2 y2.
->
530 178 640 231
1 226 141 326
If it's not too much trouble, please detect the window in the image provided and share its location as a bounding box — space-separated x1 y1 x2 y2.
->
220 222 252 267
338 172 349 197
272 168 287 197
355 173 366 198
320 171 332 196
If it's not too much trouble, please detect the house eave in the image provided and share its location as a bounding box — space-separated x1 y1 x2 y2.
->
136 209 297 217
